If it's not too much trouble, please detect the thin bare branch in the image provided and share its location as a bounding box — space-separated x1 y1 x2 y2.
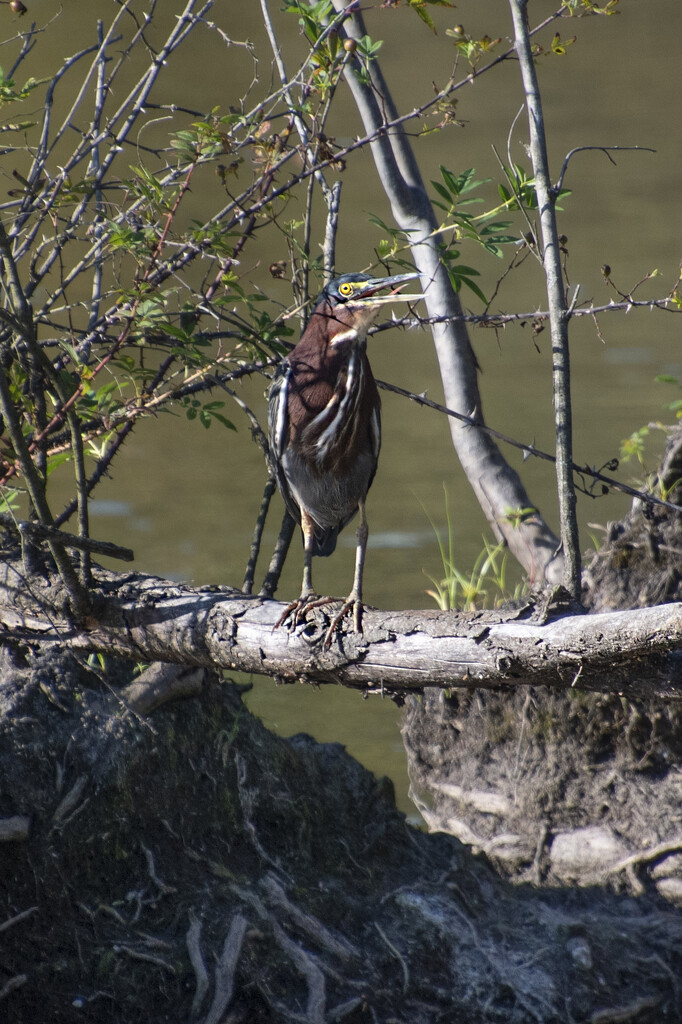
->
4 515 134 562
509 0 580 598
555 145 656 195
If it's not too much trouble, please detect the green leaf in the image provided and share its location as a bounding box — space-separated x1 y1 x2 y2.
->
114 356 137 373
157 322 191 342
461 277 488 304
45 450 73 475
210 414 237 431
440 165 461 196
409 2 436 32
445 263 488 304
431 180 453 204
356 35 383 58
0 488 19 514
450 264 482 277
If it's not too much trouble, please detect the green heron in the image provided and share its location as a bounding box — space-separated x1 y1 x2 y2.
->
268 271 422 644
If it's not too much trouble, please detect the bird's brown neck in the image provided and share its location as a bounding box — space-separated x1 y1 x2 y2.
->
291 306 360 381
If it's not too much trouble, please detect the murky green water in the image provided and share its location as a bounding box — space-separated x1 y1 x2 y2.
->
32 0 682 816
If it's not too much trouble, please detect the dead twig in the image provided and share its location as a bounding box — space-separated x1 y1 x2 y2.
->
243 474 277 595
121 663 205 715
52 776 88 826
261 873 359 962
112 944 175 973
374 921 409 995
259 510 296 599
0 975 27 1002
272 919 326 1024
140 841 176 896
607 837 682 878
8 515 134 562
202 913 248 1024
0 906 38 933
186 910 209 1019
589 996 661 1024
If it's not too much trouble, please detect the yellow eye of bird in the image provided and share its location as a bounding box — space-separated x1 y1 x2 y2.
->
338 282 353 296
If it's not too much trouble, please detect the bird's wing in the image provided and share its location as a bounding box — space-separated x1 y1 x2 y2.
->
369 402 381 468
268 359 290 463
267 360 302 527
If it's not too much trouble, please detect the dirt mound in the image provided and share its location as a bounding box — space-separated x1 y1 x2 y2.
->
1 646 682 1023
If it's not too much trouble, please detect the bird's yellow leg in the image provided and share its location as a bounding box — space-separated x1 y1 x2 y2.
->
275 509 320 630
299 509 316 601
275 506 369 643
324 500 368 646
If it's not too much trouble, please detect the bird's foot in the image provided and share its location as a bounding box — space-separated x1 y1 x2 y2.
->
274 592 335 632
274 592 363 645
323 596 363 648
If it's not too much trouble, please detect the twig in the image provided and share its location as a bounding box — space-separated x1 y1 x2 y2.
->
6 516 134 561
243 475 277 595
556 145 656 195
327 998 364 1022
589 997 660 1024
374 921 409 994
260 0 344 202
87 21 108 336
376 379 682 514
509 0 580 599
272 919 327 1024
140 841 177 895
112 944 176 973
202 913 248 1024
0 363 87 614
69 406 91 584
53 420 135 528
0 216 91 610
531 822 550 886
259 510 296 599
382 297 681 328
234 752 282 871
261 873 358 962
260 0 343 309
0 906 38 933
606 837 682 878
186 910 210 1019
323 180 342 283
52 776 88 826
8 20 39 79
121 663 204 715
0 975 27 1002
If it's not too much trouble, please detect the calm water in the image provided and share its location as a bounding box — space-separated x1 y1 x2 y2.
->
32 0 682 817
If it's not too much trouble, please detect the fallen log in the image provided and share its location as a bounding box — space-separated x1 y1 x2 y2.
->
1 559 679 696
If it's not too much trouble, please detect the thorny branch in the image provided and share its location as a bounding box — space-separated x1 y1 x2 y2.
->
509 0 581 599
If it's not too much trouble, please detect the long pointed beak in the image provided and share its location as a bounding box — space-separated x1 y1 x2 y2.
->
371 271 420 289
354 271 424 304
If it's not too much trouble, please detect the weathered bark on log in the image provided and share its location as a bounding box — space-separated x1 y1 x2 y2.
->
1 560 679 696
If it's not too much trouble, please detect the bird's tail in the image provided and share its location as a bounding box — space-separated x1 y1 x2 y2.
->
312 527 338 558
